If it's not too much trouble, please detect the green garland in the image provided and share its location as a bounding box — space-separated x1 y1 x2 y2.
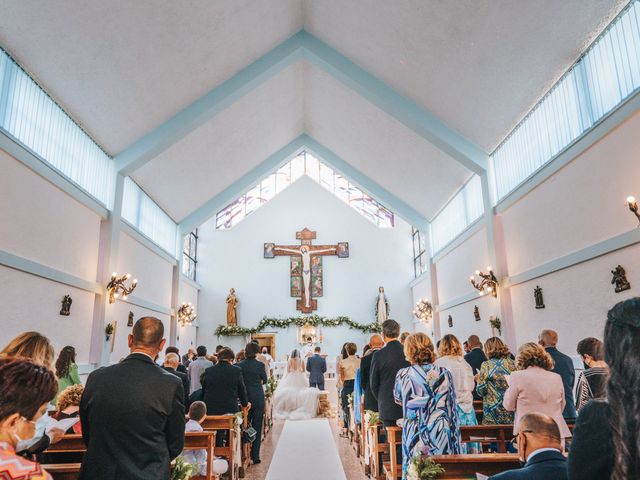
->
214 314 381 337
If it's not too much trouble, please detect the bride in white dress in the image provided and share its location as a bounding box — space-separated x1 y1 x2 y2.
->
273 349 320 420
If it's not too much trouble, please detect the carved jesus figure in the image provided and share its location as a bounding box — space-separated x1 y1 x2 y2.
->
274 245 336 308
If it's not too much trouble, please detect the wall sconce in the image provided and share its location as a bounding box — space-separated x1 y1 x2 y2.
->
177 302 197 326
413 298 433 324
627 196 640 225
106 272 137 304
470 267 498 298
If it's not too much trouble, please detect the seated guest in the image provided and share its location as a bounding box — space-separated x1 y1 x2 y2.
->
568 298 640 479
53 385 84 434
188 346 214 394
340 342 360 436
574 337 608 412
394 333 461 480
503 343 571 440
188 372 206 407
489 413 567 480
464 334 487 400
165 346 187 374
182 401 228 476
359 334 384 413
477 337 515 425
53 346 81 406
434 334 479 453
163 353 190 406
0 357 57 479
539 329 576 421
203 348 248 415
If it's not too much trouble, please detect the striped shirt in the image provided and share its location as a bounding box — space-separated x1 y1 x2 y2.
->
575 367 609 412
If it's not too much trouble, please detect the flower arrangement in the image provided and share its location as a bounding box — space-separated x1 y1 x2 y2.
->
489 316 502 336
347 393 353 409
233 411 244 432
265 377 278 398
104 323 114 341
214 315 382 337
364 410 380 426
170 457 197 480
407 456 445 480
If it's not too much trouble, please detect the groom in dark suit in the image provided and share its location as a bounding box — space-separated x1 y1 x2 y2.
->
306 346 327 390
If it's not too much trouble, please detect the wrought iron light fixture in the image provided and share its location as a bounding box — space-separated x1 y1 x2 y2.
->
177 302 197 326
106 272 137 304
627 196 640 225
413 298 433 324
470 267 498 298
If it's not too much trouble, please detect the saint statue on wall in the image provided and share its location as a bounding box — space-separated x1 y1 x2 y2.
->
226 288 238 325
375 286 390 323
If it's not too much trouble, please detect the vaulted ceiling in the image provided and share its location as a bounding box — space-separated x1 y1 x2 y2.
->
0 0 628 227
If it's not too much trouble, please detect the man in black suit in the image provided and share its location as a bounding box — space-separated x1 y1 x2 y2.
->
238 342 267 464
79 317 185 480
203 347 249 415
370 319 410 427
539 329 577 420
360 334 384 412
306 346 327 390
464 334 487 401
163 352 190 406
489 413 567 480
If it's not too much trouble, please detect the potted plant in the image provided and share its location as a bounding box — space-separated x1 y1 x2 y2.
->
104 323 114 342
489 316 502 336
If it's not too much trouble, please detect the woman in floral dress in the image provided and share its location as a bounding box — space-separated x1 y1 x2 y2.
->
476 337 515 425
394 333 461 480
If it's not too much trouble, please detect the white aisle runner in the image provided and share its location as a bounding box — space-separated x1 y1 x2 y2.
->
265 419 347 480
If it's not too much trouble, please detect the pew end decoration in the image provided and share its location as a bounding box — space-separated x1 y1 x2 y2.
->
177 302 197 326
413 298 433 326
470 267 498 298
627 196 640 225
407 456 445 480
171 456 197 480
106 272 137 303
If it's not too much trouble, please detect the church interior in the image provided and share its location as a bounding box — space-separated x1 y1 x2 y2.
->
1 1 640 479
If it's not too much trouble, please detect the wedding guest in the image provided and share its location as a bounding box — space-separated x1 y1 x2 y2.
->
574 337 608 412
165 346 187 374
53 346 81 406
476 337 515 425
539 329 577 421
463 341 471 354
79 317 185 480
203 348 248 415
0 357 57 480
182 347 197 368
568 298 640 480
183 401 208 475
188 346 214 394
163 353 190 406
53 385 84 434
238 343 267 464
360 334 384 412
235 350 246 363
503 342 571 440
489 413 567 480
434 334 479 453
370 320 410 427
399 331 410 344
340 343 360 436
394 333 461 479
464 335 487 400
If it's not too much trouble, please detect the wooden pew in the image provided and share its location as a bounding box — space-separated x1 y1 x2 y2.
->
201 414 239 480
366 422 390 480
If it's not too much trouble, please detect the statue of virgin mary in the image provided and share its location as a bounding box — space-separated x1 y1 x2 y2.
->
375 286 390 323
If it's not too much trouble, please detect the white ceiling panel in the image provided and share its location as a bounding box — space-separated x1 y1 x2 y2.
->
0 0 303 154
133 62 304 221
303 63 471 220
303 0 627 151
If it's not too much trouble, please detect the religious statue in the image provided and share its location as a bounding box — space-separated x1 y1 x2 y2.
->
59 295 72 316
226 288 238 325
375 286 390 323
611 265 631 293
534 286 545 309
127 311 134 327
447 315 453 328
473 305 481 322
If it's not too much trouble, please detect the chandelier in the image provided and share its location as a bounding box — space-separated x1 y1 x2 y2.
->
413 298 433 324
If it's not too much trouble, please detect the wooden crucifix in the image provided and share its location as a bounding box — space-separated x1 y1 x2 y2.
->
264 228 349 313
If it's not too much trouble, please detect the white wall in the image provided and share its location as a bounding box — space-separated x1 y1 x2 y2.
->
197 176 414 359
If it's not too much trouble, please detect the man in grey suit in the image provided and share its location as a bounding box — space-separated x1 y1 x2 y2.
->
306 346 327 390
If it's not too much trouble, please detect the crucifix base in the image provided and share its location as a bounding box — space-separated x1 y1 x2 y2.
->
297 298 317 314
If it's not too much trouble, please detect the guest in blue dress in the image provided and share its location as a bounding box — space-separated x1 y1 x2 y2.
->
394 333 462 479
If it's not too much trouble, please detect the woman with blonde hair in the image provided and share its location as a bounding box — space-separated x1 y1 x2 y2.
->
476 337 515 425
394 333 461 479
434 334 479 453
0 332 55 370
503 342 570 439
52 385 84 434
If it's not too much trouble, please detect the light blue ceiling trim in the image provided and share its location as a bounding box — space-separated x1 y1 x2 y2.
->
301 135 429 231
179 137 307 233
298 31 488 174
114 32 305 175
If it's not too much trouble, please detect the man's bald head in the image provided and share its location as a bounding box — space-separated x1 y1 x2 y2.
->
539 329 558 347
132 317 165 348
164 352 180 368
369 334 384 349
520 413 561 443
467 335 481 348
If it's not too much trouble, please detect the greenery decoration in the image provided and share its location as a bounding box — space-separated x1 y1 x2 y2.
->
214 315 382 337
171 457 197 480
407 456 445 480
104 323 114 336
489 316 502 336
265 377 278 399
364 410 380 426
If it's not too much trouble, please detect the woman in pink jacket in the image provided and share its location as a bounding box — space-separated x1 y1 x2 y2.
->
503 342 571 439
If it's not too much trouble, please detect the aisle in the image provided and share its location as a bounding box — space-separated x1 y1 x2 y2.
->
265 418 347 480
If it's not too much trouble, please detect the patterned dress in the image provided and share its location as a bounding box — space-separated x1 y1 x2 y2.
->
0 442 52 479
394 364 462 479
476 357 515 425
